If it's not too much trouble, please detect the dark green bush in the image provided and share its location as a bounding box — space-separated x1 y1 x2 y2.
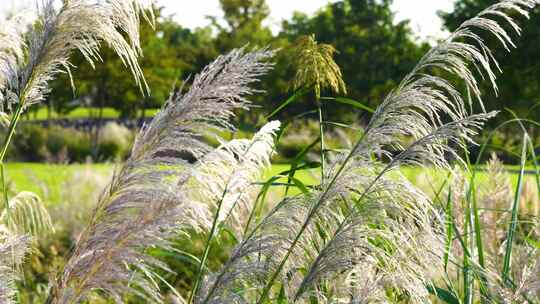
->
11 124 48 162
10 124 134 163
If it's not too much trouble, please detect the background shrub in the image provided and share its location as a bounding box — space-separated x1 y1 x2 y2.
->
10 124 134 163
96 122 134 162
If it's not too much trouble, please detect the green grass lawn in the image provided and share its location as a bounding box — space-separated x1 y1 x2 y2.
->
2 163 316 204
3 163 113 203
22 107 161 120
2 162 537 206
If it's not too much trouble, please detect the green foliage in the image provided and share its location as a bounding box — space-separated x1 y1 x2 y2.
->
25 107 160 121
276 0 428 119
10 125 134 163
47 7 216 119
212 0 273 50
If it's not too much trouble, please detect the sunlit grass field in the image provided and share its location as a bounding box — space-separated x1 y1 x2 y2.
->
4 162 536 206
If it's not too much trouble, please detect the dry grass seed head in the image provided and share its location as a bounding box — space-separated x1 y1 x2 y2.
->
54 48 274 303
0 226 30 304
0 0 154 112
192 121 280 235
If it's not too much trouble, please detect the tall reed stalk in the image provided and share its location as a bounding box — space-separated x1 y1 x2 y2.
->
0 0 153 302
51 48 274 303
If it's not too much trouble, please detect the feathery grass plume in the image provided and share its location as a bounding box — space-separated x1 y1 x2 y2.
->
51 48 274 303
198 103 495 302
195 195 310 304
521 178 540 216
200 117 491 303
0 1 153 302
0 225 29 304
189 121 280 303
1 191 54 236
197 173 443 303
131 48 273 164
292 34 346 99
192 120 281 233
0 0 153 112
288 177 445 302
400 0 539 112
449 155 540 302
291 34 346 182
335 262 385 304
479 154 512 257
443 153 540 303
198 1 538 303
358 0 539 157
493 247 540 302
0 12 30 115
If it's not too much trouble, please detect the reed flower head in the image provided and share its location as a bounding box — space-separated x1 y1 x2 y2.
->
0 0 154 113
0 226 30 304
53 48 274 303
0 1 153 301
193 120 280 234
479 154 513 256
292 34 346 99
1 191 54 236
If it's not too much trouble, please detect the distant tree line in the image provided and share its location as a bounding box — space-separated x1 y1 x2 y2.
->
42 0 540 129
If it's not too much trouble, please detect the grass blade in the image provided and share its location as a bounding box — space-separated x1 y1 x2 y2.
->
284 137 320 196
502 134 528 286
427 285 460 304
444 187 453 272
320 97 375 113
317 101 326 183
265 87 310 120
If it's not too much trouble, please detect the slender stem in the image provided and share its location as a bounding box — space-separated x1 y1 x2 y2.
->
0 103 25 219
464 185 473 304
317 100 325 184
256 133 366 304
190 137 262 303
444 186 453 272
188 187 226 304
462 143 473 304
502 135 528 286
463 136 490 302
0 163 9 223
0 104 23 161
242 186 268 237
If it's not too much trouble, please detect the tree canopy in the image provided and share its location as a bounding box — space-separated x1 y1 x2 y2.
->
46 8 218 118
274 0 428 121
41 0 540 133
